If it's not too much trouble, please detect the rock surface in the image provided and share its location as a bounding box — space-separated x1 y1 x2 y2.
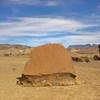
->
17 44 76 86
23 44 76 75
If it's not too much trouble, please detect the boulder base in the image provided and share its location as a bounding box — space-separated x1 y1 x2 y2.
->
17 73 76 87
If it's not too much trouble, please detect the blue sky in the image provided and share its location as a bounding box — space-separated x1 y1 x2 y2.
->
0 0 100 47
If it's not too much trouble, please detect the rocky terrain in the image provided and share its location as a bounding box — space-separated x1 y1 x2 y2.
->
0 56 100 100
0 44 100 100
0 44 31 56
0 44 99 59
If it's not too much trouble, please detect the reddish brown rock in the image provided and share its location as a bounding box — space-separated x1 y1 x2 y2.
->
23 44 76 75
17 44 77 87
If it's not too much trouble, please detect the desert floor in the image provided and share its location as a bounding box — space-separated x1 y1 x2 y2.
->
0 56 100 100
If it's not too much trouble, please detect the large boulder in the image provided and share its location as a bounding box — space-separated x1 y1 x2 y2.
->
17 44 77 87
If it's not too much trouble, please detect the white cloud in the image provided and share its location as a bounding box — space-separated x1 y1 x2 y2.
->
31 34 100 47
0 17 98 36
0 16 100 46
4 0 38 5
47 1 58 6
3 0 59 6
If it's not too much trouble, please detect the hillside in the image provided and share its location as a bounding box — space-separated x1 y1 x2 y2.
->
0 44 99 59
0 44 31 56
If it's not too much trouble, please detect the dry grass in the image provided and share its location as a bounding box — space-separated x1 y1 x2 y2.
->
0 56 100 100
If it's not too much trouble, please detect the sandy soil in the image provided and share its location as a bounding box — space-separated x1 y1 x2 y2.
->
0 56 100 100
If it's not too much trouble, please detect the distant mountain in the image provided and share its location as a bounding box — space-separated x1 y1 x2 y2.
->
68 44 98 48
0 44 30 50
0 44 31 56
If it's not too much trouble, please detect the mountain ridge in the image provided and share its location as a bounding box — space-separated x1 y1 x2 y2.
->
68 44 98 48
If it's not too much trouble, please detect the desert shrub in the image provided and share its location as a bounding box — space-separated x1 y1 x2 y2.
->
4 54 10 56
80 56 90 62
72 57 83 62
85 58 90 62
93 55 100 60
72 56 90 62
